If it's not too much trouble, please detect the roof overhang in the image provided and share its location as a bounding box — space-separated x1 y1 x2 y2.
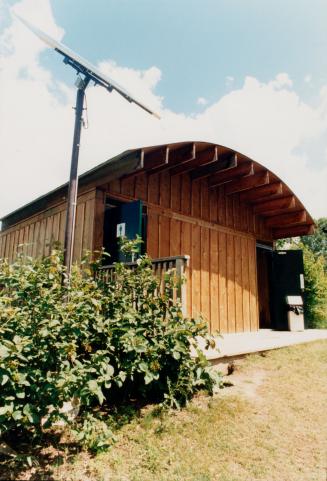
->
1 141 315 239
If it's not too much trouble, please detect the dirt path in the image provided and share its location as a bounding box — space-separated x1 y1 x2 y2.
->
220 367 267 401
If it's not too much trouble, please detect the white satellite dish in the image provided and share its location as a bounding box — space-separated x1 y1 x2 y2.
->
16 15 160 275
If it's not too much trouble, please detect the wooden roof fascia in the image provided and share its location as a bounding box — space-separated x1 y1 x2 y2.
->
209 160 253 188
262 206 304 219
81 149 143 186
143 146 169 171
265 210 307 228
190 151 236 180
1 141 315 239
145 143 196 175
170 145 218 176
253 195 295 214
239 182 283 203
91 150 145 188
272 224 315 240
169 142 196 165
225 171 269 195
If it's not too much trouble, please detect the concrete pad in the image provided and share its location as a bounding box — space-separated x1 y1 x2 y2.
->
195 329 327 361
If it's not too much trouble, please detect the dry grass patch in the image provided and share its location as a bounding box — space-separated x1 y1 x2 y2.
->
2 340 327 481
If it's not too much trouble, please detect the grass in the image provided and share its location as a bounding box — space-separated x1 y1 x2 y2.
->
3 340 327 481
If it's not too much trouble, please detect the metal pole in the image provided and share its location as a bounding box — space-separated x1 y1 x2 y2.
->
63 77 89 276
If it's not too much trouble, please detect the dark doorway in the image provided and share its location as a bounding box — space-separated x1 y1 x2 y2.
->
256 245 273 328
270 250 305 330
103 198 146 263
256 246 305 331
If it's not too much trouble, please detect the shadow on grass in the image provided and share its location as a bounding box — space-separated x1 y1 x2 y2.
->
0 401 154 481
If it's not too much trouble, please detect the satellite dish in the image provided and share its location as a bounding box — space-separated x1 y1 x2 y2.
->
16 15 161 275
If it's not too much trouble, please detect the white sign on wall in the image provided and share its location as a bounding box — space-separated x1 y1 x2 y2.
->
116 223 126 238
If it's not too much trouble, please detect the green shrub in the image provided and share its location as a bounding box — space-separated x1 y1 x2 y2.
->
302 244 327 328
277 239 327 329
301 217 327 269
0 242 220 451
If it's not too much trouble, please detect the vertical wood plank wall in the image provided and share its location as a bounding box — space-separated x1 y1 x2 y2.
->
104 171 273 333
0 190 97 263
0 167 274 334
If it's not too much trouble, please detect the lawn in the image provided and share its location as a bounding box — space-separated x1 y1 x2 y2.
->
4 340 327 481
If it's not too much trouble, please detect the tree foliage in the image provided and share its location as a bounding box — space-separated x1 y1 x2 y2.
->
301 217 327 270
277 222 327 329
301 244 327 328
0 243 220 451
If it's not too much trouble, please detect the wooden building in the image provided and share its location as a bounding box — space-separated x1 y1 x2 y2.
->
0 141 314 333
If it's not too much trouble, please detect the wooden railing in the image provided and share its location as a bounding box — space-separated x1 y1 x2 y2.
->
99 255 190 315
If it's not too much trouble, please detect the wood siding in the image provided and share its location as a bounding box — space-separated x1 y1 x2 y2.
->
0 190 98 263
0 140 313 335
102 171 270 333
0 167 273 333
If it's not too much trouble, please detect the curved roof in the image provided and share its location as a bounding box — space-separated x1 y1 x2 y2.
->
1 141 315 239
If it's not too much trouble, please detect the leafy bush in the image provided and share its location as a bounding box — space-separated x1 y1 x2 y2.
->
301 217 327 270
301 244 327 328
0 242 220 451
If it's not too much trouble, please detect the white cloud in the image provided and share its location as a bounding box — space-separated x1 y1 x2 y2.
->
269 72 293 89
0 0 326 222
304 74 312 84
197 97 208 106
225 75 234 88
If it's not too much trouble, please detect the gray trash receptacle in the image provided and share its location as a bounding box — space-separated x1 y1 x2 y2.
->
286 295 304 331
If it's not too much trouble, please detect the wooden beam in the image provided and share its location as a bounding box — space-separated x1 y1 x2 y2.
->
272 224 315 240
209 161 253 188
263 207 303 218
253 195 295 214
265 210 307 228
239 182 283 203
147 202 257 241
171 146 217 176
83 149 145 187
225 171 269 195
146 143 196 175
169 142 196 166
143 146 169 171
191 151 236 180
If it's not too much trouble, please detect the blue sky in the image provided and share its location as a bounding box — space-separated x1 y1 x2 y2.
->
45 0 327 112
0 0 326 218
3 0 325 111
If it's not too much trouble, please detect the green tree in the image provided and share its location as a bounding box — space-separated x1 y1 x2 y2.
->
301 244 327 328
277 236 327 329
301 217 327 269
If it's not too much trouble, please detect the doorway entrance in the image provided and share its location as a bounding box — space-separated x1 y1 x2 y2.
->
103 197 146 262
270 250 305 330
256 245 305 330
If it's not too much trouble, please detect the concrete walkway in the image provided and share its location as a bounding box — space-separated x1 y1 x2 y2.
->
197 329 327 360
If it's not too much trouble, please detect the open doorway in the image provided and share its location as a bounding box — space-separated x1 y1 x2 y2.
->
103 197 147 263
256 246 306 330
256 244 273 329
270 250 305 330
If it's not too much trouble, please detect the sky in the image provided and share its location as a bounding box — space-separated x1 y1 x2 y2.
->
0 0 326 220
